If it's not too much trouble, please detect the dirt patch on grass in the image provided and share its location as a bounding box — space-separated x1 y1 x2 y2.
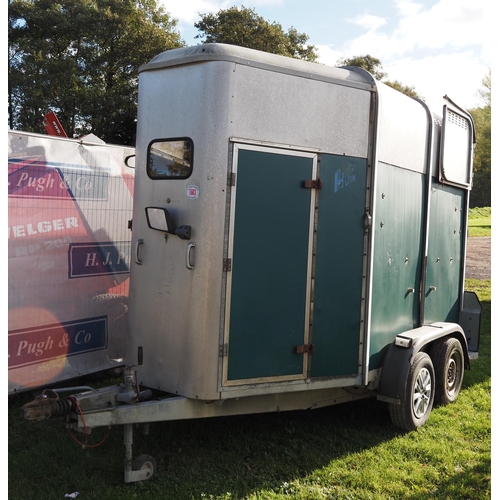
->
466 237 491 280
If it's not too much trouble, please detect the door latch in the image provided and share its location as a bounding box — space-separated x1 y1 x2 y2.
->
303 179 322 189
296 343 314 355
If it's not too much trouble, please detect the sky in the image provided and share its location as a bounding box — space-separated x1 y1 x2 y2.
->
158 0 492 115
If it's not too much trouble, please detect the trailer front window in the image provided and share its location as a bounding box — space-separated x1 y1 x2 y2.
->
147 138 193 179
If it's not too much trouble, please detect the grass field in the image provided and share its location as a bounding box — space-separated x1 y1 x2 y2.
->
468 207 492 237
8 276 491 500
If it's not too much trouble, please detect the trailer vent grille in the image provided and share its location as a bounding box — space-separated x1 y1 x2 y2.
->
447 110 469 130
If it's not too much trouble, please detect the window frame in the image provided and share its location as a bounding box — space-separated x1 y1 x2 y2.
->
146 137 194 180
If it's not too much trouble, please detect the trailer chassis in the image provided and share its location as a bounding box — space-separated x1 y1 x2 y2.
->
21 365 374 482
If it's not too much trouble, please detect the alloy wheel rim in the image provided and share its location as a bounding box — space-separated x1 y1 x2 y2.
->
446 354 460 392
413 367 432 418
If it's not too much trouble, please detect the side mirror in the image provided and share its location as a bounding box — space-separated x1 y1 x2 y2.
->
145 207 191 240
124 154 136 168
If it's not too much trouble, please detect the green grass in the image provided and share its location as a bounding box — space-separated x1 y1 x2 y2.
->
468 207 491 237
9 280 491 499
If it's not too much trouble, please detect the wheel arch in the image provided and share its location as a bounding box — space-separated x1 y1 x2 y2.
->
376 322 468 404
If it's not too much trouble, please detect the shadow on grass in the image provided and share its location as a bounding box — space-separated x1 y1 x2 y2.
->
9 370 490 500
404 461 491 500
132 397 401 498
9 389 399 499
9 387 491 499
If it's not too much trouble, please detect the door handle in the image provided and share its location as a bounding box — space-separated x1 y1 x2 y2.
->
186 242 195 270
135 238 144 265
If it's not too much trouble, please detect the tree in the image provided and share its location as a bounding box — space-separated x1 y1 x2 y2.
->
337 54 422 99
383 80 421 99
337 55 387 81
468 70 491 207
9 0 184 144
194 6 317 62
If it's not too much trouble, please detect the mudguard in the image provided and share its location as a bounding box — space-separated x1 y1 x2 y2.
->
377 322 468 404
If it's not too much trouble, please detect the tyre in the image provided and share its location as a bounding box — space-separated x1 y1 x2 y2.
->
92 293 129 321
431 337 464 406
132 454 156 480
389 352 435 431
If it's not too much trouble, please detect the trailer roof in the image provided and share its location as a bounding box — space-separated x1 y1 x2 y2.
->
140 43 376 92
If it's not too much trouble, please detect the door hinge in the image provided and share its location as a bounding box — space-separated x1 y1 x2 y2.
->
296 343 314 355
228 172 236 186
219 344 228 357
303 179 322 189
223 258 232 272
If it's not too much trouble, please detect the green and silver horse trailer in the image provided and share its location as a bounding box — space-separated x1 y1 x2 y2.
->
22 44 482 483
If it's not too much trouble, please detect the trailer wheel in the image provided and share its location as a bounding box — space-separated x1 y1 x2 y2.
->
389 352 435 431
431 337 464 406
132 454 156 480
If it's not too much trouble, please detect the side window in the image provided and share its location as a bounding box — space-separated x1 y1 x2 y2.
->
439 106 474 188
147 138 193 179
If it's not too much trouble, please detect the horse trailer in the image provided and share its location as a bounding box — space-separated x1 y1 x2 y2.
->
21 44 482 483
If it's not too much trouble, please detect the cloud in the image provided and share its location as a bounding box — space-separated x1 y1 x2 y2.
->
395 1 423 17
315 45 344 67
395 0 492 54
338 0 492 61
342 30 397 60
384 51 489 111
351 14 387 31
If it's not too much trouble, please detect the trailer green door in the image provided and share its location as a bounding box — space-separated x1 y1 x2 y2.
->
311 154 367 377
224 146 367 384
424 181 465 323
369 163 425 369
225 146 315 382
